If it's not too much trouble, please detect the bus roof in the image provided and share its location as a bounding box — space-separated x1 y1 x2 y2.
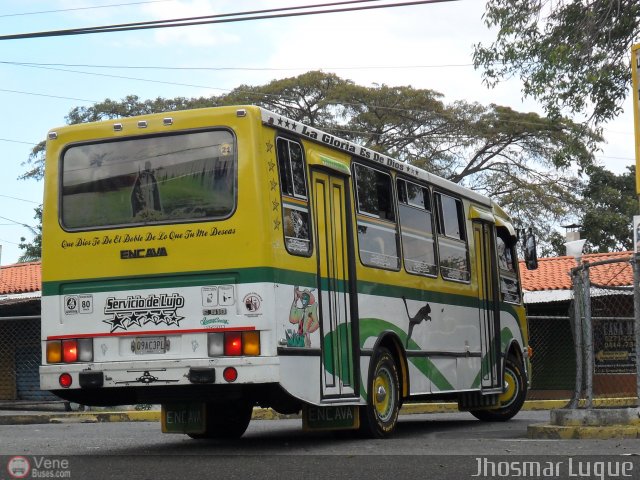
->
259 107 492 208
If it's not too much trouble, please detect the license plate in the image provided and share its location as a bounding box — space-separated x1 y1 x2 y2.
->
133 336 166 355
162 403 206 434
302 405 360 431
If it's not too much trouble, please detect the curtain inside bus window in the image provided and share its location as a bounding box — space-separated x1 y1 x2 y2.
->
397 179 437 276
435 193 470 282
276 137 311 256
353 164 399 270
61 130 236 230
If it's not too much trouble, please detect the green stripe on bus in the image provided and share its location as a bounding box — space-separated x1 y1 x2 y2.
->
42 266 522 327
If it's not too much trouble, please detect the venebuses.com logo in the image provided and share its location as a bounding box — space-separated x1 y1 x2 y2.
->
6 456 71 479
7 457 30 479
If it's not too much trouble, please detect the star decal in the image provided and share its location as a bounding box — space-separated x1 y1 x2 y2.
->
284 120 290 128
266 141 274 153
291 123 297 131
148 310 164 325
104 313 129 333
128 311 142 328
277 117 283 126
164 312 184 326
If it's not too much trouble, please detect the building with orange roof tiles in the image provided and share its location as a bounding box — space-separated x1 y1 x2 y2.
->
519 251 633 305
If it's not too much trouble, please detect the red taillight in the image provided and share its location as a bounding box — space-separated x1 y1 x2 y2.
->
62 340 78 363
59 373 72 388
223 367 238 383
224 332 242 356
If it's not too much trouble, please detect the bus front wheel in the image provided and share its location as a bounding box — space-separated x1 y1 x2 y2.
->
470 356 527 422
360 348 400 438
188 401 253 439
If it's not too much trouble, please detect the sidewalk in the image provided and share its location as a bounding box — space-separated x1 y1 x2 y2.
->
0 398 584 426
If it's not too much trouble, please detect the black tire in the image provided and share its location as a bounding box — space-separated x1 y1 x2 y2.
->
188 401 253 439
470 356 527 422
359 348 400 438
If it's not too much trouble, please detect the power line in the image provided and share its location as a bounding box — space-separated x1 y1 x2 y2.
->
0 194 40 204
0 64 615 137
0 0 173 18
3 62 230 92
0 87 96 103
0 238 21 246
0 0 458 41
0 138 40 146
0 60 473 71
0 215 37 233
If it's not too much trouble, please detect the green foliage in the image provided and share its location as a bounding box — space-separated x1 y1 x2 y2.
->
19 71 603 258
580 165 636 252
474 0 640 124
18 206 42 262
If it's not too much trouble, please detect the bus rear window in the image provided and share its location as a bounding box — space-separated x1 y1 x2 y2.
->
61 130 236 230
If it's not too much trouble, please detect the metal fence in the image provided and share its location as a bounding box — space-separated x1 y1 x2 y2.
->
565 255 639 408
527 315 576 398
0 316 56 402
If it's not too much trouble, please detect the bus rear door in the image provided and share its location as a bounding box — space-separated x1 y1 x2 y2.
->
311 169 359 400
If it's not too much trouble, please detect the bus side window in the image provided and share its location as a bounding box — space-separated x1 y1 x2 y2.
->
435 192 470 282
276 137 312 256
353 163 399 270
496 227 521 304
397 179 437 277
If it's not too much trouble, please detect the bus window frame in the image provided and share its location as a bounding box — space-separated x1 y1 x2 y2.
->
495 226 522 305
276 136 308 201
352 162 400 272
396 177 439 279
275 135 313 258
57 127 239 233
434 190 471 284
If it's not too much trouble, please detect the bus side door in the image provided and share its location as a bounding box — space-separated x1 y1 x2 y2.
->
473 221 502 391
311 169 359 399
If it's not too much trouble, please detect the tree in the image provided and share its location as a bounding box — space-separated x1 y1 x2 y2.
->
19 72 600 258
580 165 636 252
17 206 42 262
474 0 640 125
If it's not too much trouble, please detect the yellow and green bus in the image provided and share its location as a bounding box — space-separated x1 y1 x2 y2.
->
41 105 532 438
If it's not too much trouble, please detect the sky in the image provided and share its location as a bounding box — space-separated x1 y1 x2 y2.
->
0 0 636 265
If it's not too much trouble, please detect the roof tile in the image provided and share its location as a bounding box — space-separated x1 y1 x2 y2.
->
519 252 633 292
0 261 41 295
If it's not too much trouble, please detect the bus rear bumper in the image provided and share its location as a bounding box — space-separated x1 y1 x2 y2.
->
40 357 280 405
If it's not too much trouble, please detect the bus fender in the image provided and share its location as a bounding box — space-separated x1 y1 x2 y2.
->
369 330 410 400
503 339 529 386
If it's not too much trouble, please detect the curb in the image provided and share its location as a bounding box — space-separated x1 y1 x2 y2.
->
0 410 161 426
527 423 640 439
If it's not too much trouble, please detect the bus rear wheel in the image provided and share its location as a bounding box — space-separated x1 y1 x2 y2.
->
188 401 253 439
360 348 400 438
470 356 527 422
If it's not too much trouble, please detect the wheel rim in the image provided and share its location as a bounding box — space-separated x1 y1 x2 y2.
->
499 366 519 407
373 366 394 422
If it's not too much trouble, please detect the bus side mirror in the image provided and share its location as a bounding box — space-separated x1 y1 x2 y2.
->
523 228 538 270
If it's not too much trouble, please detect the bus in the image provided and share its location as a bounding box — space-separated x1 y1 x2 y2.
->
40 105 533 438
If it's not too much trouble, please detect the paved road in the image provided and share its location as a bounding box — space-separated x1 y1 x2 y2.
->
1 411 639 479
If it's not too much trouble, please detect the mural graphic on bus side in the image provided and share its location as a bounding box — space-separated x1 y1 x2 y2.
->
286 287 319 347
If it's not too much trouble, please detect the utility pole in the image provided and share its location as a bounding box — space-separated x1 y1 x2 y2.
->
633 44 640 205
